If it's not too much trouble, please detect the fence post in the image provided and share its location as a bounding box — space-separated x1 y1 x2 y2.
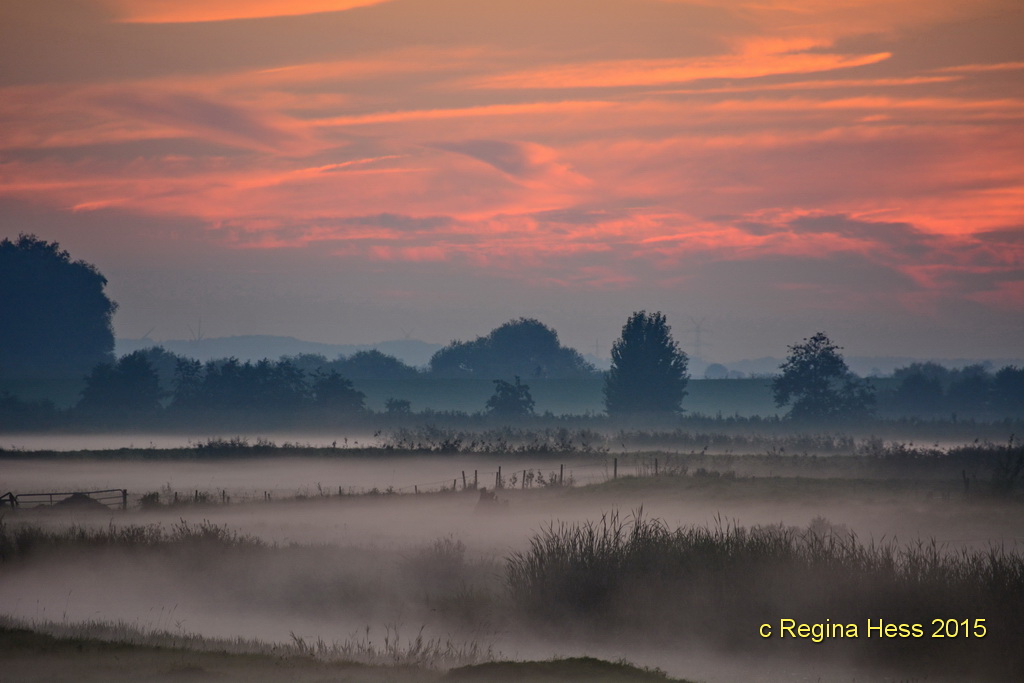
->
415 485 419 495
614 457 618 479
453 479 457 491
496 466 502 489
522 470 526 489
122 489 128 510
474 470 478 489
462 471 467 490
560 464 564 485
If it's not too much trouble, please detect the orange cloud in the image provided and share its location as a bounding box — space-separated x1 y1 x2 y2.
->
312 101 615 128
98 0 392 23
469 48 891 90
938 61 1024 73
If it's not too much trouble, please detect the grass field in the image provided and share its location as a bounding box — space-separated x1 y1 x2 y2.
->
1 434 1021 682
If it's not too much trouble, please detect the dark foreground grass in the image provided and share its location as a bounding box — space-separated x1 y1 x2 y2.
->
1 622 684 683
0 517 264 561
506 511 1024 681
0 622 437 682
445 657 690 682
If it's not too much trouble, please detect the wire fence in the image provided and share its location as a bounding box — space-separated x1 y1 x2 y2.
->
135 455 680 505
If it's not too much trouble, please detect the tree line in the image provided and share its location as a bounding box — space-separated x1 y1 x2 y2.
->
2 235 1021 427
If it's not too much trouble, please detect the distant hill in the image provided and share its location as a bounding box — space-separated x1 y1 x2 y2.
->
116 335 442 368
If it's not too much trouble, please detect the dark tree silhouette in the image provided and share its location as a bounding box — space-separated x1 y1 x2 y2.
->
133 346 187 397
384 397 412 415
946 364 992 413
429 318 595 378
169 357 311 412
0 234 117 379
891 371 946 414
993 366 1024 412
603 311 689 417
773 332 874 419
171 357 204 410
78 351 162 415
336 350 419 379
486 376 535 417
312 370 366 413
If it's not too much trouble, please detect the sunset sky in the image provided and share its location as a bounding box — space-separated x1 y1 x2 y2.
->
2 0 1022 362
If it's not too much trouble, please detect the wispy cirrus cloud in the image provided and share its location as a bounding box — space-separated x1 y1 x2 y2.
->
466 39 892 90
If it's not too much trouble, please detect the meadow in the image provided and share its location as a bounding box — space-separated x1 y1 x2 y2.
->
1 429 1022 682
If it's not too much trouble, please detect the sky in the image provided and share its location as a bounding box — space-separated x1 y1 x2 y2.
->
1 0 1022 362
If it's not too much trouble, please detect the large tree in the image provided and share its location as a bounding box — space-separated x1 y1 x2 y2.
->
603 311 689 417
772 332 874 420
0 234 117 379
429 318 595 379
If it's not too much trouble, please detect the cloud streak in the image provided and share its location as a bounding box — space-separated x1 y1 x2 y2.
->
1 0 1022 355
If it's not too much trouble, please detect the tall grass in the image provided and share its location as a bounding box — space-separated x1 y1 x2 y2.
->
0 615 494 670
506 511 1024 679
0 518 264 561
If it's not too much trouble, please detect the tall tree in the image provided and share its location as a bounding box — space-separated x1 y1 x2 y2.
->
603 311 689 417
0 234 117 379
772 332 874 420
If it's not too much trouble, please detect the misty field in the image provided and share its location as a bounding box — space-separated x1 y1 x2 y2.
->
1 430 1022 682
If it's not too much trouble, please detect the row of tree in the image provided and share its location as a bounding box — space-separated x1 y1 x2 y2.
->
79 354 367 416
2 235 1020 423
884 362 1024 415
70 312 667 418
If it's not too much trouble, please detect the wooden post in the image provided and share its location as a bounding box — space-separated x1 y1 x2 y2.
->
415 485 419 495
474 470 478 489
559 464 564 485
122 489 128 510
496 466 502 489
462 471 467 490
221 489 226 503
194 489 198 502
174 491 178 504
453 478 457 491
338 486 342 496
614 457 618 479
